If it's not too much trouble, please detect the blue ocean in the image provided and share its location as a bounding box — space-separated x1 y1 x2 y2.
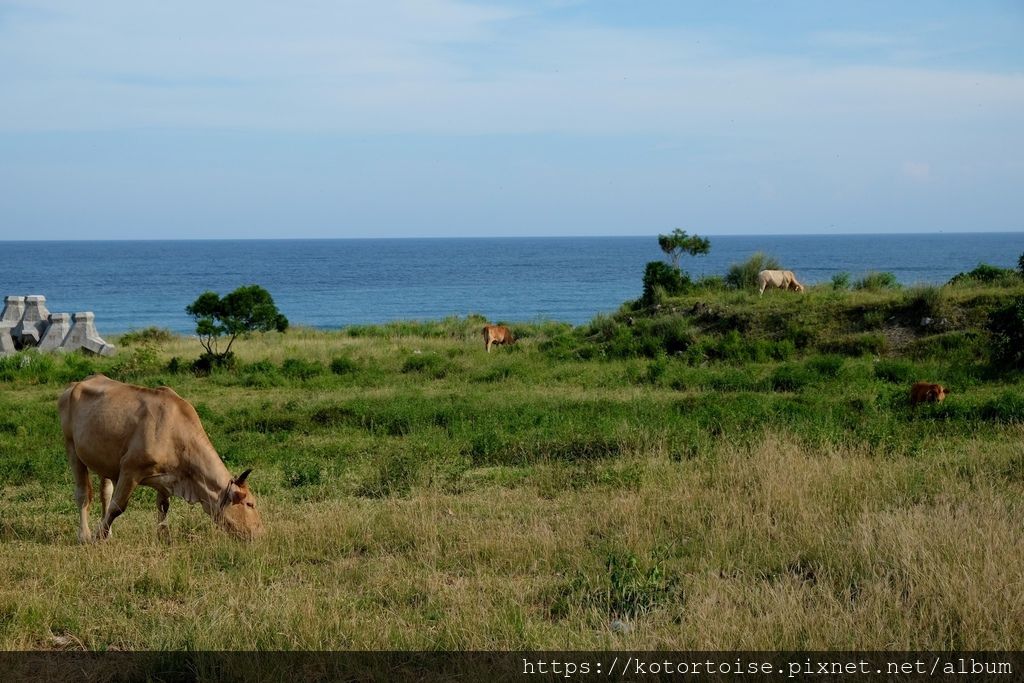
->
1 233 1021 334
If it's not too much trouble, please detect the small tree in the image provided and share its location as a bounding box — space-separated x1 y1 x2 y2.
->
657 229 710 268
1017 252 1024 278
185 285 288 361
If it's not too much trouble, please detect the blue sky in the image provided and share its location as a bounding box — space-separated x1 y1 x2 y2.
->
1 0 1022 239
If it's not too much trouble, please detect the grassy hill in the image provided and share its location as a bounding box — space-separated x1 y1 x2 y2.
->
0 277 1022 649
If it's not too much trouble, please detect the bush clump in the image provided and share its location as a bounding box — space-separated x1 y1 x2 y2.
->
281 358 324 380
853 271 900 291
330 356 358 375
725 252 781 290
818 333 887 357
987 296 1024 370
874 359 916 383
119 327 175 346
948 263 1019 287
191 351 236 376
401 352 455 379
902 285 951 323
770 363 815 392
641 262 692 306
806 354 844 378
831 272 851 290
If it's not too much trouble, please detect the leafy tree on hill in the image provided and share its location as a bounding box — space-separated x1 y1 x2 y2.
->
657 229 710 269
186 285 288 363
639 229 711 306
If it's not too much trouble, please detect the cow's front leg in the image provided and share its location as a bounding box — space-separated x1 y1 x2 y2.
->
100 478 114 520
156 491 171 544
94 475 139 541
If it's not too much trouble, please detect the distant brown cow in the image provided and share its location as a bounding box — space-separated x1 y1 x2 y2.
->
483 324 515 352
59 374 264 542
909 382 948 408
757 269 805 296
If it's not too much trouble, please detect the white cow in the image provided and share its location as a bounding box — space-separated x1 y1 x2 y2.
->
757 270 805 296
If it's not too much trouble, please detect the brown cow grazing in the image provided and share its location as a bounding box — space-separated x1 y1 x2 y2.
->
757 269 805 296
909 382 949 408
58 374 263 543
483 324 515 352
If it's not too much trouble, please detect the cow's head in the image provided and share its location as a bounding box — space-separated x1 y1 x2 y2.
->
215 469 264 540
929 384 948 402
791 281 805 293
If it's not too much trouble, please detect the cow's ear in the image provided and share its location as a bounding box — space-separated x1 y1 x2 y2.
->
234 468 253 487
228 484 246 504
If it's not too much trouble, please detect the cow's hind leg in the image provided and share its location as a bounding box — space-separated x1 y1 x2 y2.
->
156 491 171 544
66 444 93 544
95 473 139 541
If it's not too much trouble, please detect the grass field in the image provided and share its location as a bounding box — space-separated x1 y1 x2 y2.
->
1 279 1023 650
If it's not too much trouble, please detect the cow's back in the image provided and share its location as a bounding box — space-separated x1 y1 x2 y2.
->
60 375 196 479
483 325 511 343
758 270 783 287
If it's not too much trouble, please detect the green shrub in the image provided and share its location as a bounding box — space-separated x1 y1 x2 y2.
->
119 327 174 346
282 458 325 488
987 296 1024 370
906 331 978 360
806 354 844 378
948 263 1019 286
641 261 692 306
639 316 694 356
0 351 57 384
874 359 916 383
355 451 420 498
818 333 887 357
853 271 900 291
695 275 727 291
902 285 951 323
191 351 236 376
281 358 324 380
831 272 851 290
979 391 1024 423
329 356 358 375
770 363 814 392
109 344 161 381
725 252 781 290
548 548 683 620
783 322 816 349
59 353 97 383
401 352 455 378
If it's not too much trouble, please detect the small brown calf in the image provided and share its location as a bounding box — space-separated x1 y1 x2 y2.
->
482 325 514 353
910 382 948 408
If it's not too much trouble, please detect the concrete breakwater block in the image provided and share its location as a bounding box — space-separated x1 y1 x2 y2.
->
13 295 50 346
2 296 26 322
63 312 116 356
38 312 71 351
0 322 15 355
1 295 116 356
